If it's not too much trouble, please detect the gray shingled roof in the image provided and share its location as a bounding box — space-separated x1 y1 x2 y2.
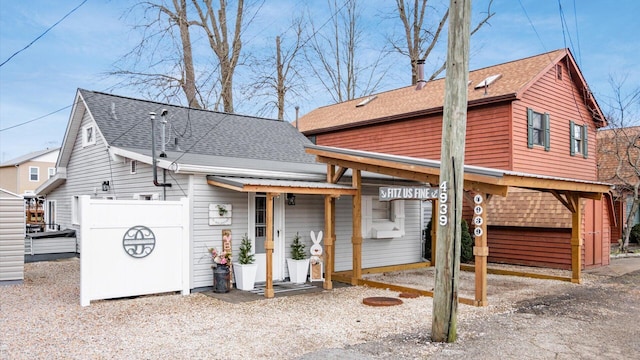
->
79 89 318 166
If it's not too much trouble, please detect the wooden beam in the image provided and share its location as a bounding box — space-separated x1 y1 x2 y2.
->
351 169 363 285
264 193 275 298
472 192 488 307
332 166 348 184
460 264 573 282
549 190 574 213
502 175 611 194
323 194 333 290
207 179 357 196
570 193 582 284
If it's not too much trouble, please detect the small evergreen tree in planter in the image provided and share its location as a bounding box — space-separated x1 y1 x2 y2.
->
287 232 309 284
233 234 257 290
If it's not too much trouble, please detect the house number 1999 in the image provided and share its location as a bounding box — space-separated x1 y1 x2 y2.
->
439 181 448 226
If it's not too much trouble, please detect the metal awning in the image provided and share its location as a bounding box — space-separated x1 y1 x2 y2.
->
206 176 357 196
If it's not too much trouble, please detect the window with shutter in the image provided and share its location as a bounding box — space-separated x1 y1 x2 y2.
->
527 108 550 150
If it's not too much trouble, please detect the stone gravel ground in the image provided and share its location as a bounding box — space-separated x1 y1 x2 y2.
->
1 257 638 359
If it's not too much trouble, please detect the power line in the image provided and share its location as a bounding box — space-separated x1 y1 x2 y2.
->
0 104 73 132
2 1 348 133
518 0 548 54
0 0 89 68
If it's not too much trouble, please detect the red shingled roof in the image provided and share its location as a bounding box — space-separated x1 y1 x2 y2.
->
298 48 604 134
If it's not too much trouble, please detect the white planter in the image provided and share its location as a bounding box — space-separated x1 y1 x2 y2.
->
233 263 257 291
286 258 310 284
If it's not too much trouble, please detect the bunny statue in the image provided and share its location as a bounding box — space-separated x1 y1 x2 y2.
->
309 230 324 281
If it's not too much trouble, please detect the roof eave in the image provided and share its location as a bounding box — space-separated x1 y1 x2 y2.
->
302 94 517 136
36 168 67 196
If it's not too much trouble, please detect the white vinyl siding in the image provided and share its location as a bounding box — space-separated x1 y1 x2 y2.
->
45 110 191 253
0 189 25 282
190 175 249 289
333 186 422 271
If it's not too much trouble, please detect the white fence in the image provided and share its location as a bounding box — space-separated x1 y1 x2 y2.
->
79 196 190 306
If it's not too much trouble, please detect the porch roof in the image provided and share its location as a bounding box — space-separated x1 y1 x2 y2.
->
305 144 613 199
206 176 357 196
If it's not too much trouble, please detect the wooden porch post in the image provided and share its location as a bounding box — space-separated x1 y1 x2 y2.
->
473 193 489 306
331 197 336 276
264 193 275 298
351 169 362 285
570 194 583 284
323 194 334 290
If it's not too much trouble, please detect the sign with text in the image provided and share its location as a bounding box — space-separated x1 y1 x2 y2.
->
379 186 439 201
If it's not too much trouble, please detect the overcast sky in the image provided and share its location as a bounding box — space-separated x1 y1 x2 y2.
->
1 0 638 162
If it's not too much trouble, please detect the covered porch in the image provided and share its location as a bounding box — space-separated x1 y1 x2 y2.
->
305 144 612 306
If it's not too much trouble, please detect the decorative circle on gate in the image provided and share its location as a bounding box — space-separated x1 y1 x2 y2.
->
122 225 156 258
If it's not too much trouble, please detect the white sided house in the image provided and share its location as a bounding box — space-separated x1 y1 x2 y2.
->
37 89 425 299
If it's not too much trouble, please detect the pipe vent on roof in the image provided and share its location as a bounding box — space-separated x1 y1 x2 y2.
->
356 95 377 107
415 59 426 90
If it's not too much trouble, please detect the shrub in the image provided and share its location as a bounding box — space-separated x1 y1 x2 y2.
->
424 219 474 263
630 224 640 245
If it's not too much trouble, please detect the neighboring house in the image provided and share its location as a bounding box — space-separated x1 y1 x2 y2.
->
0 148 59 195
0 148 60 231
36 89 425 293
597 126 640 243
297 48 612 270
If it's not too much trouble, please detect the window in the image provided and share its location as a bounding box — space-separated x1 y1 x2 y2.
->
82 124 96 147
570 121 588 158
527 108 550 151
362 196 405 239
130 160 137 174
48 167 55 179
29 167 39 181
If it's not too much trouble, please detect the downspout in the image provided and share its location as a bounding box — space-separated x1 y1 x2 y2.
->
150 111 172 189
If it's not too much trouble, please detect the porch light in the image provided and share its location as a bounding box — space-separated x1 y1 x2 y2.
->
286 193 296 206
102 181 110 192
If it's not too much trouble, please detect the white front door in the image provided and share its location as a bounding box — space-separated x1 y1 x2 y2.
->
250 193 285 282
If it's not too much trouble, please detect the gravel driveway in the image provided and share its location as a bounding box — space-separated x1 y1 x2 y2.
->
1 257 638 359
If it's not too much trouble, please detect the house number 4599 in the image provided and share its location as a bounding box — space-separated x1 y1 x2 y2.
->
439 181 448 226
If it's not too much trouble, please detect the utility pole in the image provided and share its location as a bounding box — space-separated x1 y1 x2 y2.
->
432 0 471 343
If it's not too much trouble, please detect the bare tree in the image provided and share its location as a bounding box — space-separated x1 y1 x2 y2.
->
191 0 244 113
392 0 494 84
305 0 387 103
597 76 640 251
110 0 251 112
250 16 306 120
110 0 205 108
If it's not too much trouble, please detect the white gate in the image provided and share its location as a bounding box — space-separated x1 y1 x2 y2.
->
79 196 190 306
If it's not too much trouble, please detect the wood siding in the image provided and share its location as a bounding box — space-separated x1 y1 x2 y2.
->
316 103 512 170
512 61 598 180
0 190 25 282
487 226 572 270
